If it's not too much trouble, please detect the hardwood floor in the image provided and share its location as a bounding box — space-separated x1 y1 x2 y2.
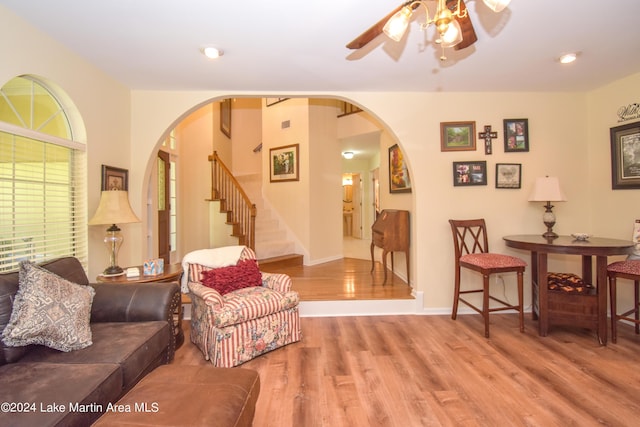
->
260 237 413 302
269 257 413 301
173 315 640 426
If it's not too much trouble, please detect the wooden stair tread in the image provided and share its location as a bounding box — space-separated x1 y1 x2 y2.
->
259 253 303 270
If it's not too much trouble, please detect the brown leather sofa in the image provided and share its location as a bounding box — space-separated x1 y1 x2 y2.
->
0 257 180 427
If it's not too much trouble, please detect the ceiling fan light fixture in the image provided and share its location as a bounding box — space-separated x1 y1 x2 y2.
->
383 6 413 41
434 7 453 39
482 0 511 13
439 18 462 47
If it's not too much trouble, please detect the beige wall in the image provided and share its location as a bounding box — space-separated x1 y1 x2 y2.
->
3 5 639 312
231 98 262 176
0 6 132 278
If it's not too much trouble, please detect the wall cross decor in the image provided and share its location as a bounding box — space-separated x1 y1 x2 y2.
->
479 125 498 155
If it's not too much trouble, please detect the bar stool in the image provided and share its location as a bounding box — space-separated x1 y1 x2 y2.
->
449 219 526 338
607 260 640 343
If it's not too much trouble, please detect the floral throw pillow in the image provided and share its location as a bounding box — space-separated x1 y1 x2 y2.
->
201 259 262 295
1 261 95 352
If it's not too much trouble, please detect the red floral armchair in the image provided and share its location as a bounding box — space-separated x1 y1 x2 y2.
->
182 246 301 367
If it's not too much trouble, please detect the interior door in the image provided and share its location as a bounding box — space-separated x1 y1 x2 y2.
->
352 173 362 238
157 150 170 265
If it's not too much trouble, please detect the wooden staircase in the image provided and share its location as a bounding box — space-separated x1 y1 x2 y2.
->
208 151 257 250
258 254 304 271
208 153 302 267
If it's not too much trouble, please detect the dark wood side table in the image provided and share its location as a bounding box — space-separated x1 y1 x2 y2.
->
97 263 184 348
503 235 634 344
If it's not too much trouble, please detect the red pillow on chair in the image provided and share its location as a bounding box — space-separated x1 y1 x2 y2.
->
201 259 262 295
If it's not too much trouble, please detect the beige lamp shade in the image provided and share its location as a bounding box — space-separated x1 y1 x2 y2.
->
88 191 140 225
528 176 567 202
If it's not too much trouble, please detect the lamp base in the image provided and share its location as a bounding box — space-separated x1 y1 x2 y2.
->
541 202 558 240
103 265 124 276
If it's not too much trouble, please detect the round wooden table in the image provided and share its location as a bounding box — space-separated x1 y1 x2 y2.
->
96 263 183 284
503 235 634 344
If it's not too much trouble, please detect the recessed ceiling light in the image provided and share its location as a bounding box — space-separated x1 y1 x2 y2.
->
559 52 577 64
342 151 354 159
202 47 224 59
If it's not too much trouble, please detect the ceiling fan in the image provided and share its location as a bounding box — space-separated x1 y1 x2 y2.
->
346 0 511 60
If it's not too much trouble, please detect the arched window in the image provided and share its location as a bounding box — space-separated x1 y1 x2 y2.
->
0 75 87 272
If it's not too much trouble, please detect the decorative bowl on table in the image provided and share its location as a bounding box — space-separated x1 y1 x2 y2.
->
571 233 591 241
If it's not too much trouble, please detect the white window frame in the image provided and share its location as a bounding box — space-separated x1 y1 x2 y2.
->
0 76 87 272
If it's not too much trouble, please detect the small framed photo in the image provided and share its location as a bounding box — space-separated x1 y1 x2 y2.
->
101 165 128 191
610 121 640 189
453 161 487 186
440 121 476 152
270 144 299 182
220 98 231 138
504 118 529 152
495 163 522 189
388 144 411 193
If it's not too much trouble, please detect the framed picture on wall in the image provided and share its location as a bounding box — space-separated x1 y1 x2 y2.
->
440 121 476 151
495 163 522 189
503 118 529 152
220 98 231 138
610 121 640 189
269 144 299 182
453 161 487 186
388 144 411 193
101 165 128 191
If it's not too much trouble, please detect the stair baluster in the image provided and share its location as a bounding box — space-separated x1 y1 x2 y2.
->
208 151 257 251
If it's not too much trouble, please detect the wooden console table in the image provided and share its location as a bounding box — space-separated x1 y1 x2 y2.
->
503 235 634 344
371 209 410 285
97 263 184 348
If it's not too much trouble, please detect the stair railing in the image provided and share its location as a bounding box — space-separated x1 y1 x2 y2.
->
208 151 257 251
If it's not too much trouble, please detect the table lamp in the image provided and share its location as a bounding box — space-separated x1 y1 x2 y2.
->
528 176 566 239
88 190 140 276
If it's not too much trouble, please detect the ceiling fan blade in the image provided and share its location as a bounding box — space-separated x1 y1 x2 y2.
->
447 0 477 50
346 3 407 50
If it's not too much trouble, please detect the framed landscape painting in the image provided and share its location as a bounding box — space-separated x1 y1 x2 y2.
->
441 121 476 152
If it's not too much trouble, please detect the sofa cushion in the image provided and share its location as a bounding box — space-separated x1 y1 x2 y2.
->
93 365 260 427
20 321 169 390
2 261 95 352
214 286 300 328
0 362 122 427
0 257 91 365
201 259 262 295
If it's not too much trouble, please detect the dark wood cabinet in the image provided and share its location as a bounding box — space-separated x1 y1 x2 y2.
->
370 209 410 285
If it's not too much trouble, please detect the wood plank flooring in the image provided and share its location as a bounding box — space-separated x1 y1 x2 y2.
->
173 315 640 427
264 257 413 301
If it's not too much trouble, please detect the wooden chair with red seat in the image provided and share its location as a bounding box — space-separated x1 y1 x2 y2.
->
449 219 527 338
607 259 640 343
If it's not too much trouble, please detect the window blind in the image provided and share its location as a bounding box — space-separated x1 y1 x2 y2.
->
0 130 87 272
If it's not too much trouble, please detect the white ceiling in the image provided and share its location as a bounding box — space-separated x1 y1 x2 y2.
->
2 0 639 93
